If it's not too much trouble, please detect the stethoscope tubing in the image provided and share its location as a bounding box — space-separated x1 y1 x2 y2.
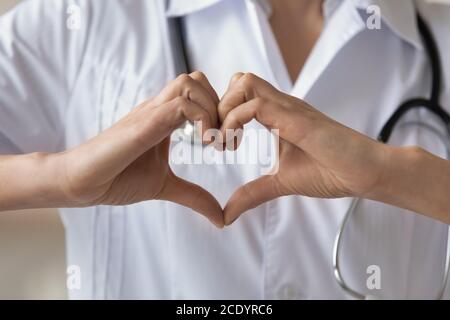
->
168 8 450 299
334 14 450 300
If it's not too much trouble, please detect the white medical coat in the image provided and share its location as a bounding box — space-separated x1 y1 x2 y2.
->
0 0 450 299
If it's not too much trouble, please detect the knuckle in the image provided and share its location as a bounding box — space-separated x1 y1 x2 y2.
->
198 108 209 120
174 96 191 120
241 72 258 87
253 97 267 107
227 112 239 125
231 72 245 83
175 73 192 86
174 95 189 105
173 96 190 115
217 102 229 114
190 70 206 79
250 97 266 114
196 112 210 129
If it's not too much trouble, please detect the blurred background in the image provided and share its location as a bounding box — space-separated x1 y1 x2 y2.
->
0 0 67 300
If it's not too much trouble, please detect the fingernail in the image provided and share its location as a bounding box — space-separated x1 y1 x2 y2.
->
211 219 225 229
225 217 237 226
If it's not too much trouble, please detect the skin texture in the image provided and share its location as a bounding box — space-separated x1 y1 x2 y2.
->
218 73 389 224
0 72 225 228
218 73 450 225
1 0 450 226
269 0 324 82
1 72 450 226
61 72 225 227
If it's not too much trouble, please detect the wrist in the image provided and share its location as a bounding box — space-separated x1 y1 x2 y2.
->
29 152 77 208
50 150 100 208
368 144 412 203
368 145 448 219
358 141 394 201
0 152 74 211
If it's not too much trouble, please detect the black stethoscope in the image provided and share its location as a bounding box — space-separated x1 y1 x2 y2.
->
168 12 450 299
169 14 450 145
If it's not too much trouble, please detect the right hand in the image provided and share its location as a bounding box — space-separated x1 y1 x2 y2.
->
218 73 389 225
57 72 224 228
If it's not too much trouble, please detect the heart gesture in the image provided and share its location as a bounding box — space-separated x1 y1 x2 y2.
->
219 73 388 225
55 72 391 227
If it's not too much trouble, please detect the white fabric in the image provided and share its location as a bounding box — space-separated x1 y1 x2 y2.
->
1 0 450 299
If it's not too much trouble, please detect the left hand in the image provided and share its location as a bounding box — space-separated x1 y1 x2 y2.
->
219 73 391 225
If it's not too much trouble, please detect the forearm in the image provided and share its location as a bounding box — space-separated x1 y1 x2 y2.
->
372 146 450 224
0 153 70 211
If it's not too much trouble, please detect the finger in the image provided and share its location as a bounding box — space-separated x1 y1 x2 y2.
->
219 97 282 151
137 96 213 152
215 73 250 150
158 171 224 228
188 71 219 128
220 97 278 138
223 175 281 226
83 97 213 182
174 97 214 140
218 72 247 124
218 72 284 124
230 72 245 85
189 71 220 105
225 72 246 96
154 74 219 128
219 96 312 152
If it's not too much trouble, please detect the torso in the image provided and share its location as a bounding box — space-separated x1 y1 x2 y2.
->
37 0 450 299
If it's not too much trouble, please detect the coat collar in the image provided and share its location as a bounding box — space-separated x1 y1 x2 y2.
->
354 0 423 50
165 0 224 16
166 0 423 50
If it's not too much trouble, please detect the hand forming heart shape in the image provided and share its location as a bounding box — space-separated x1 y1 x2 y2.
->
59 71 388 229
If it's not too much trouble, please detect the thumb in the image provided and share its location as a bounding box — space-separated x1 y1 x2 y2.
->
224 175 281 226
158 171 224 228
